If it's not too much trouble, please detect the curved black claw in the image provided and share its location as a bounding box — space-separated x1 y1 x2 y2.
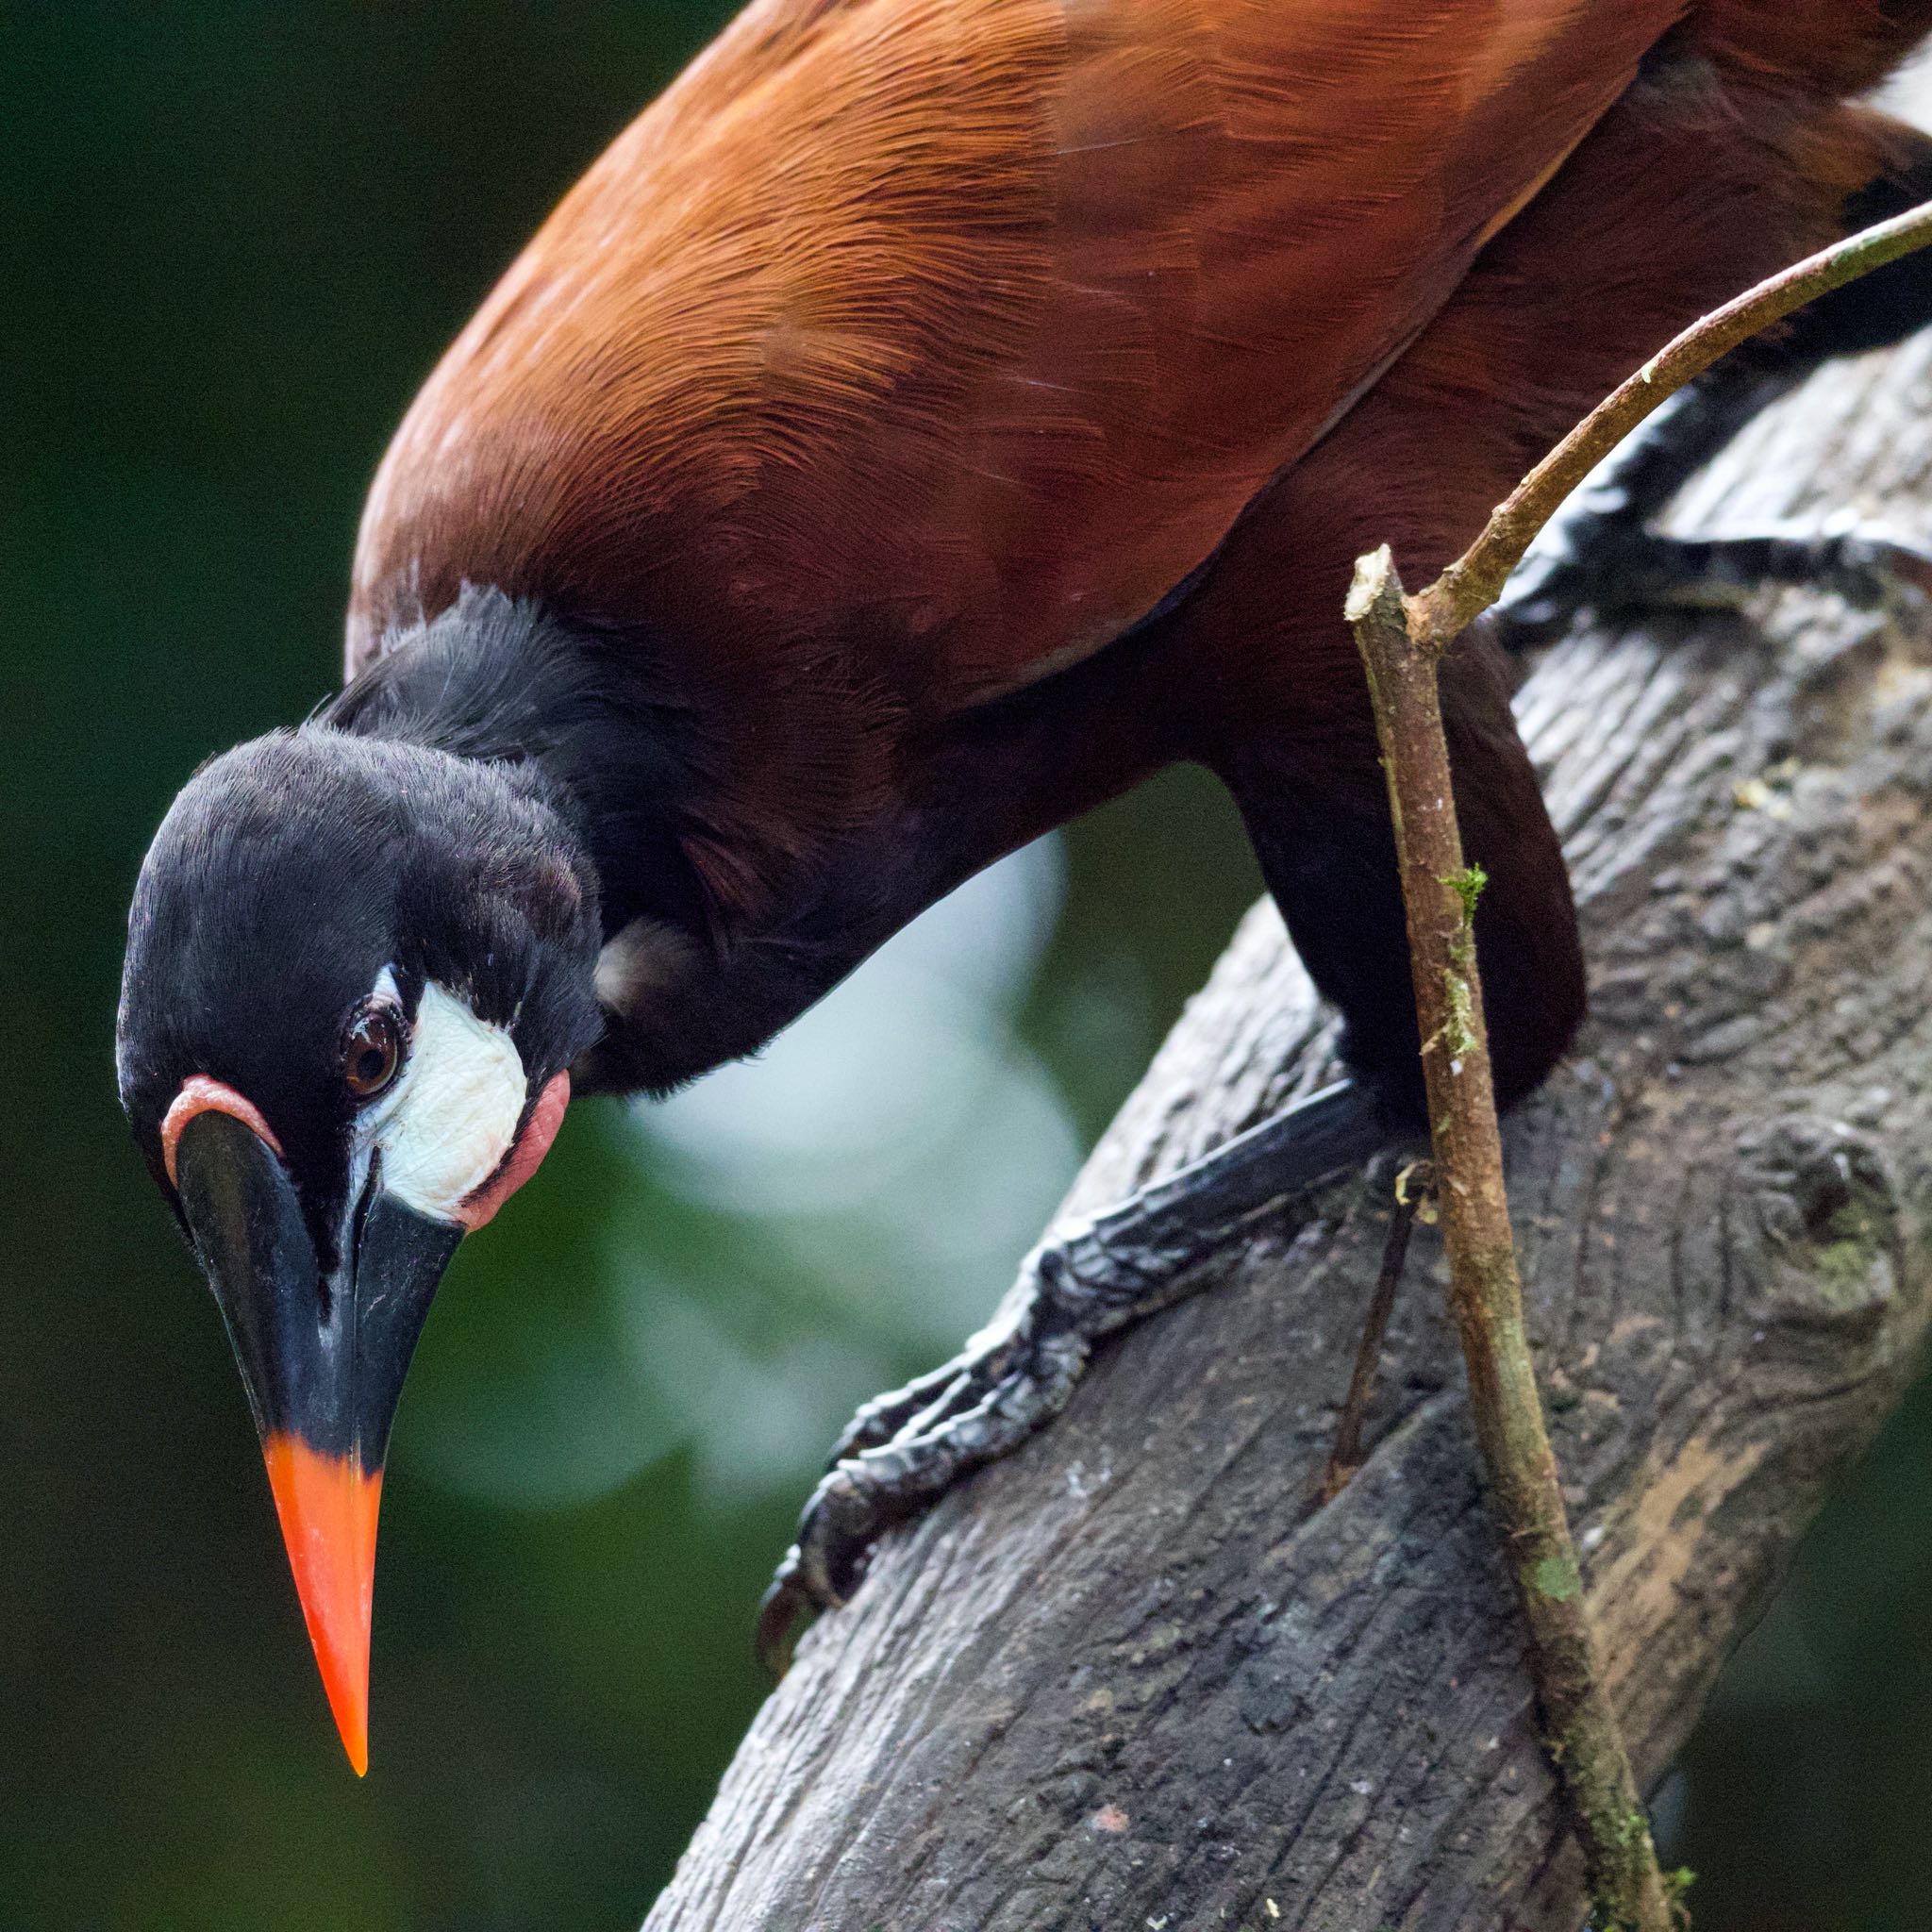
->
757 1491 878 1678
753 1291 1086 1677
1807 529 1932 608
754 1557 811 1678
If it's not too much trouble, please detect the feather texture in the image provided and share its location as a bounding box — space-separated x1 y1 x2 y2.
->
330 0 1932 1091
349 0 1689 712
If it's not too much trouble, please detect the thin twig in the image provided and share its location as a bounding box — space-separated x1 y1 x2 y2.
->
1407 197 1932 650
1320 1164 1429 1504
1349 550 1672 1930
1345 198 1932 1930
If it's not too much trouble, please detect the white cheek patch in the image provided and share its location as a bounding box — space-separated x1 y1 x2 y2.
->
360 981 528 1224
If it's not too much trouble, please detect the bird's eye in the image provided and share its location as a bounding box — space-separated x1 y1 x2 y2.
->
342 1004 403 1099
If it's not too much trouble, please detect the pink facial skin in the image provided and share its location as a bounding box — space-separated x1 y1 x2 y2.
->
160 1075 284 1187
160 1067 568 1231
456 1072 570 1231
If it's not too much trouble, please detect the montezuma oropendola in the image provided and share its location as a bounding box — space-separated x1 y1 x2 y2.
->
118 0 1932 1768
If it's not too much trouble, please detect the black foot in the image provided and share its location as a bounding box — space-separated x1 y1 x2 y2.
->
756 1079 1402 1674
1491 375 1789 650
1493 362 1932 650
1496 518 1932 649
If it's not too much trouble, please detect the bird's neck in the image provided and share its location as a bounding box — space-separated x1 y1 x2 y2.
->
325 586 718 943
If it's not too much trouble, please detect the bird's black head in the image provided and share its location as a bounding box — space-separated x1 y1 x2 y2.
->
117 725 602 1769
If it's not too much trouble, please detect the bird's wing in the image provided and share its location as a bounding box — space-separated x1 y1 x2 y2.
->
349 0 1688 708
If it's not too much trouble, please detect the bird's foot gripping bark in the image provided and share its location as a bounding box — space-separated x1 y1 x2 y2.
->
755 1080 1397 1674
1489 366 1932 652
1494 516 1932 648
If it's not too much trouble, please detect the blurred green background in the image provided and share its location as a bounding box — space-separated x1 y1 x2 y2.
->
8 9 1932 1930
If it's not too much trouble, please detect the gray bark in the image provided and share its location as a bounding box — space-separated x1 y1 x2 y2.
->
644 282 1932 1931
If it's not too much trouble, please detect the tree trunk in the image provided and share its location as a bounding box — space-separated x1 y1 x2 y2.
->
644 276 1932 1932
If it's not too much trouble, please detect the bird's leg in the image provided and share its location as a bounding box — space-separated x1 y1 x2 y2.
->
1604 522 1932 615
756 621 1588 1671
756 1076 1404 1673
1493 393 1932 646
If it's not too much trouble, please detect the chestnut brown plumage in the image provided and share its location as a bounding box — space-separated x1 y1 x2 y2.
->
345 0 1932 1091
119 0 1932 1759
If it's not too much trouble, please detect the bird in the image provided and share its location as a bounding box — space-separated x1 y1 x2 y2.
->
117 0 1932 1772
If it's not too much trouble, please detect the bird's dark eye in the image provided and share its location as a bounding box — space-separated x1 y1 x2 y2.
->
341 1004 403 1099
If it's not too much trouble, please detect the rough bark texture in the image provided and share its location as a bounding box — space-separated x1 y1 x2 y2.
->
644 292 1932 1931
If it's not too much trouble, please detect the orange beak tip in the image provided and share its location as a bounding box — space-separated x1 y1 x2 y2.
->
260 1434 382 1778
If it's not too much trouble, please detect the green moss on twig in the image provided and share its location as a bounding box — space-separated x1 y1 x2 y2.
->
1442 863 1488 921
